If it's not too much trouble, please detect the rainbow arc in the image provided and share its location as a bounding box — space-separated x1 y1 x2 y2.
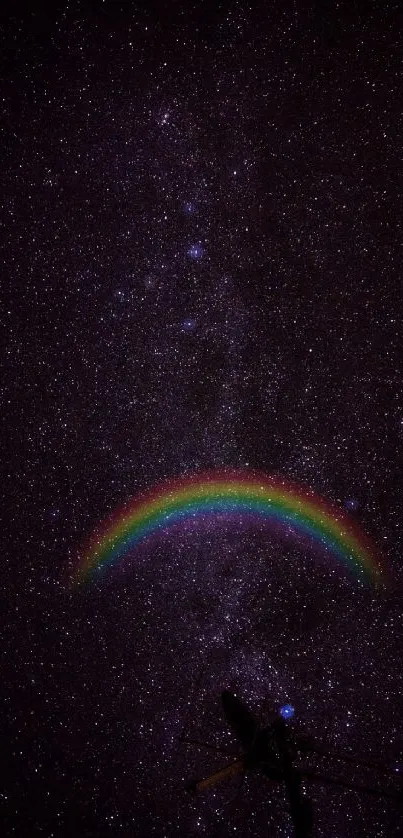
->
73 470 386 587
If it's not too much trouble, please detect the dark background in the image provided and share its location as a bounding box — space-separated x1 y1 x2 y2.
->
2 1 403 835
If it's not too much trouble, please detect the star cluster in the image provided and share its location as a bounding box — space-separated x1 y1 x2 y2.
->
2 2 403 836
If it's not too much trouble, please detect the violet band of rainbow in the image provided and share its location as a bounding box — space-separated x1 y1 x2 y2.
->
73 471 386 587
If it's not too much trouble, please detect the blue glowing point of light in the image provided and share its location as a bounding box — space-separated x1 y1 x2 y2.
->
184 201 197 215
181 318 197 332
188 243 204 259
279 704 295 720
344 497 359 511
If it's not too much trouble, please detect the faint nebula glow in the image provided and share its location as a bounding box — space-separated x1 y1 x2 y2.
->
181 318 197 332
187 243 204 259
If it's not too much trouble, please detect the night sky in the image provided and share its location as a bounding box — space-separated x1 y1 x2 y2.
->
3 1 403 835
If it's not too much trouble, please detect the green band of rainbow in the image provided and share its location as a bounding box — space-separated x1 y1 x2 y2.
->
73 470 386 587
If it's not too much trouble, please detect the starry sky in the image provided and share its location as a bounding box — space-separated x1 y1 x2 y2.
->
3 1 403 835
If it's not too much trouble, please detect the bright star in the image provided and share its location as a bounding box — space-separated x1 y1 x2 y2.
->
279 704 295 720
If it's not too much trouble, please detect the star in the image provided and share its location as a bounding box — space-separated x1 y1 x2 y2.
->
187 243 204 259
183 201 197 215
344 498 360 511
279 704 295 720
181 318 197 332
